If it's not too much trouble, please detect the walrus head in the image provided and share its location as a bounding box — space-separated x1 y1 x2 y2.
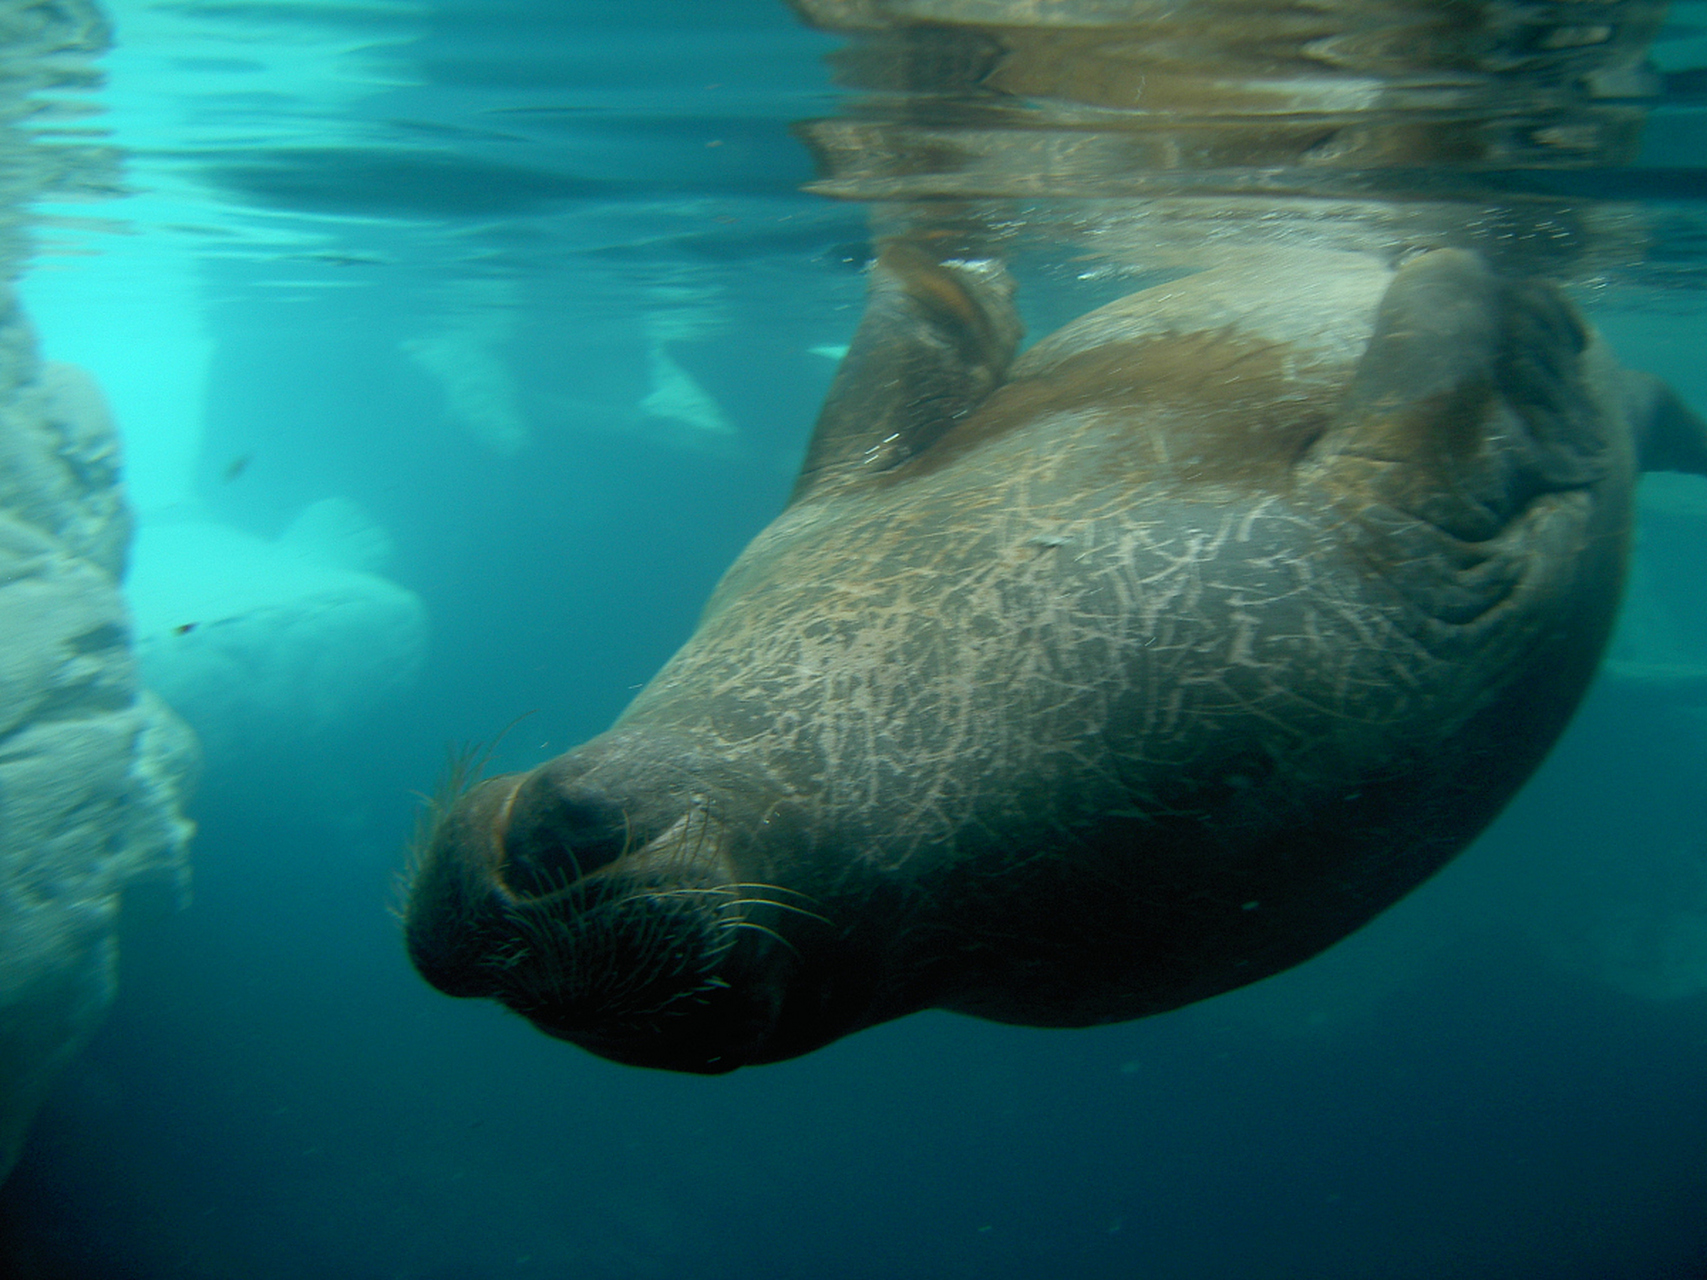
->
403 732 825 1072
404 244 1706 1073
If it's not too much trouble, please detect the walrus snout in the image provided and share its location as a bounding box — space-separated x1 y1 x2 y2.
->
402 742 803 1071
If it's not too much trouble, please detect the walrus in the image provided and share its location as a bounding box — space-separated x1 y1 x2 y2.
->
404 244 1707 1072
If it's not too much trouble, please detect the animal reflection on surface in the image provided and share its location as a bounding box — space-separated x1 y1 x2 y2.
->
404 246 1707 1072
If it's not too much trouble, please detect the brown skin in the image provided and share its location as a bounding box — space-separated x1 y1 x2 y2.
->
405 245 1704 1073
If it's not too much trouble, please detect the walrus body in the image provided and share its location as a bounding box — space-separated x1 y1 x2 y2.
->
405 246 1707 1072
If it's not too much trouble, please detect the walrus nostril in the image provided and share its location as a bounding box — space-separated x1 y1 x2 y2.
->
498 775 633 899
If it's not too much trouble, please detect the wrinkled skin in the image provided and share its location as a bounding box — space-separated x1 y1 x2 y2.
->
405 245 1707 1073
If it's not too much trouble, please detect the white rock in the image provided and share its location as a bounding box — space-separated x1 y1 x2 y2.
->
126 503 428 763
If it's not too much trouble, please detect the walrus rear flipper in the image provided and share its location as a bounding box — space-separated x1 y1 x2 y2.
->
788 241 1021 505
1622 368 1707 476
1311 248 1613 545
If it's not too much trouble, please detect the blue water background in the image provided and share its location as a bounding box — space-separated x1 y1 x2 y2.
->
3 1 1707 1276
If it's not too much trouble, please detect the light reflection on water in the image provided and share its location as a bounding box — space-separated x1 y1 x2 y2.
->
23 1 1707 296
21 0 1699 489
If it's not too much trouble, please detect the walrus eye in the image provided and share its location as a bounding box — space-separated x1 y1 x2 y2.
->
497 778 633 899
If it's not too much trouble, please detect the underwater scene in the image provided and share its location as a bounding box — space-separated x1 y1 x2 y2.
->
1 0 1706 1276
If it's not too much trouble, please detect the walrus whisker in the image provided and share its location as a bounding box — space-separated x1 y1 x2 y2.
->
480 863 745 1030
636 887 796 912
723 919 801 956
724 881 814 897
395 713 539 920
722 882 826 907
732 898 833 926
516 859 588 906
620 882 831 929
489 873 779 1017
690 894 832 926
689 881 831 922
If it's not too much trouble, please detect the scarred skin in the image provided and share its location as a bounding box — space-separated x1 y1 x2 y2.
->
404 245 1707 1073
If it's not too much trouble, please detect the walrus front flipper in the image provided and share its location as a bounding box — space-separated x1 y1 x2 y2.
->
789 241 1021 505
1622 368 1707 476
1312 248 1613 544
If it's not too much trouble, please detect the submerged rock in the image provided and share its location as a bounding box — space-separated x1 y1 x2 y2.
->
0 317 196 1183
125 500 428 767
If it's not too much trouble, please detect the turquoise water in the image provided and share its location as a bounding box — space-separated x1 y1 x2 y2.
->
3 1 1707 1276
